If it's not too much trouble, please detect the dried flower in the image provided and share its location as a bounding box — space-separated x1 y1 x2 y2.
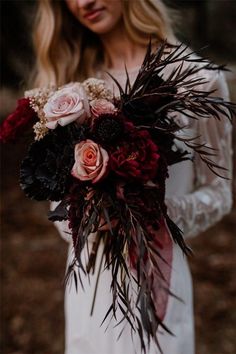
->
33 122 49 141
25 85 56 139
83 78 112 101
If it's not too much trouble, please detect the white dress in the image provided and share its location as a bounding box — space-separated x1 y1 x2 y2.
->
52 66 233 354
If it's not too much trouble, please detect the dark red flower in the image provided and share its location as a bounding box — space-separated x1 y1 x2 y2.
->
0 98 37 143
110 128 160 182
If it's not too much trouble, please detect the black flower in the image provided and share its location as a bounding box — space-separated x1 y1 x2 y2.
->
91 113 124 144
20 124 85 201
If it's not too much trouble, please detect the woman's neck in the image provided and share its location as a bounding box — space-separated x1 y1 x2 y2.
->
100 23 147 71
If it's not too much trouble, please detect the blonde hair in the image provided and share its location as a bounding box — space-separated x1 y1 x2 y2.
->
32 0 175 88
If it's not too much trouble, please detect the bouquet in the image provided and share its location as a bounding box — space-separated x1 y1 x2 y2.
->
1 42 235 353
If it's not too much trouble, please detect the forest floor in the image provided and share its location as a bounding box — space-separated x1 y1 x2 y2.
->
1 137 236 354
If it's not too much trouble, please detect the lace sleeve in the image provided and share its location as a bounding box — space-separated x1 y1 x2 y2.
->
166 71 233 238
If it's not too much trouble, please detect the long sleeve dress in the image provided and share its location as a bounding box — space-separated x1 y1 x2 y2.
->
52 64 233 354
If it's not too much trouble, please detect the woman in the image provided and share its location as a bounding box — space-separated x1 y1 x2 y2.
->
32 1 233 353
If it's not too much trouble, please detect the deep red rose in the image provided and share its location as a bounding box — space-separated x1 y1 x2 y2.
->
110 128 160 182
0 98 37 143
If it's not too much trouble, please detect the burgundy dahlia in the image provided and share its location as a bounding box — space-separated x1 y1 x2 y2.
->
110 129 160 182
0 98 37 143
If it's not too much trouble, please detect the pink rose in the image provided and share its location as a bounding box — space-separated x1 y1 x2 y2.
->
90 99 116 118
43 83 90 129
71 139 109 183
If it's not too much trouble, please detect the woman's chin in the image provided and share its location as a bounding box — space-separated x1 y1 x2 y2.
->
84 19 123 36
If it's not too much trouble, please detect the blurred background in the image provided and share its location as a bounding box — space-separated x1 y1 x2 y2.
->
1 1 236 353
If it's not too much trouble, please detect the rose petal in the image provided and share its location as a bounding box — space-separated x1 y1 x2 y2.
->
58 113 83 126
45 120 58 129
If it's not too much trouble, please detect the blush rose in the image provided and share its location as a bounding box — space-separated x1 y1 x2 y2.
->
71 139 109 183
43 83 91 129
90 99 116 118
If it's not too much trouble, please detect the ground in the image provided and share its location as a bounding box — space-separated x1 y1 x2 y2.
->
1 140 236 354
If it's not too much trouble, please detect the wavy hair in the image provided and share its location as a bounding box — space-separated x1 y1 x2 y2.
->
32 0 175 87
